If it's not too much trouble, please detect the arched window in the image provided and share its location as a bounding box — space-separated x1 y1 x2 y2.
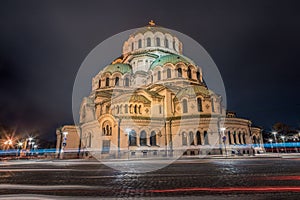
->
105 77 110 87
173 40 176 50
129 105 132 114
211 99 215 112
182 132 187 146
228 131 232 145
165 38 169 48
182 99 188 113
243 133 246 144
189 132 194 145
157 71 161 80
196 131 201 145
187 67 192 79
115 77 119 86
131 42 134 51
125 104 128 113
197 98 202 112
177 68 182 77
134 105 137 114
129 130 137 146
146 37 151 47
140 131 147 146
98 80 101 88
119 105 123 114
238 132 242 144
150 131 157 146
204 131 209 145
196 71 200 81
156 38 160 46
233 131 237 144
167 68 171 78
125 77 129 87
102 121 112 136
138 39 142 48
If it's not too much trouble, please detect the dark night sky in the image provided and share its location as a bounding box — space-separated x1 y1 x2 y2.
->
1 0 300 141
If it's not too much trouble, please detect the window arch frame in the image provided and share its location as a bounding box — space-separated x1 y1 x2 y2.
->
165 38 169 48
105 77 110 87
189 131 194 145
129 130 137 146
140 130 147 146
115 77 120 86
187 67 192 79
157 71 161 81
167 68 171 78
197 97 203 112
182 99 188 113
196 131 201 145
177 68 182 78
146 37 151 47
156 37 161 46
124 77 130 87
182 132 187 146
138 39 142 48
150 131 157 146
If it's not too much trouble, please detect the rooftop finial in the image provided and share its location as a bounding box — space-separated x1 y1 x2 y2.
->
148 20 156 26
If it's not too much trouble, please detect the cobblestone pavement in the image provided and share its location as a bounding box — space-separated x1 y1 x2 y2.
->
0 157 300 199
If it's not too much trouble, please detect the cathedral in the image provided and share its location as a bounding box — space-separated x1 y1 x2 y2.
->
56 22 264 159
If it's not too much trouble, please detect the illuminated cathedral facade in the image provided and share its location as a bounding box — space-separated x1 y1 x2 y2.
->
56 22 264 159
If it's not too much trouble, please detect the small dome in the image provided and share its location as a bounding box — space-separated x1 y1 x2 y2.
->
175 85 210 99
149 54 194 70
103 63 132 74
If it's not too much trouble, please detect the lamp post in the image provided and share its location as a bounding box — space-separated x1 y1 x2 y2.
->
268 139 273 153
272 131 279 154
17 142 23 157
125 128 131 160
281 135 287 153
220 127 227 157
33 144 38 156
60 132 68 159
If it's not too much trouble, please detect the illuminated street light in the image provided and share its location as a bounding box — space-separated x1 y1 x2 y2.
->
18 142 23 147
272 131 279 153
269 139 273 153
281 135 287 153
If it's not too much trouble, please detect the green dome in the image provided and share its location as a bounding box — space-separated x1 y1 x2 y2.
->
149 54 193 70
103 63 132 74
175 85 210 99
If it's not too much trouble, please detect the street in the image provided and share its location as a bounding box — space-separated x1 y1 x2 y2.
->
0 157 300 199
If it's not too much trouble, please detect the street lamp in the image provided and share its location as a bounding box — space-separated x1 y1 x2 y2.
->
125 128 131 160
281 135 287 153
60 132 68 159
268 139 273 153
220 127 227 157
272 131 279 153
17 142 23 157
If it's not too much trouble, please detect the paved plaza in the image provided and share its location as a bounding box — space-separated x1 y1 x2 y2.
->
0 157 300 199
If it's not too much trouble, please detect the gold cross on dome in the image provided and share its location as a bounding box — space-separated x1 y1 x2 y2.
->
149 20 156 26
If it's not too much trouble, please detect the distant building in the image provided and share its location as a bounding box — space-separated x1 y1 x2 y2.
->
56 22 264 159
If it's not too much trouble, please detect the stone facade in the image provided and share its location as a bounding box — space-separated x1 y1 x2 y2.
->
56 23 264 159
